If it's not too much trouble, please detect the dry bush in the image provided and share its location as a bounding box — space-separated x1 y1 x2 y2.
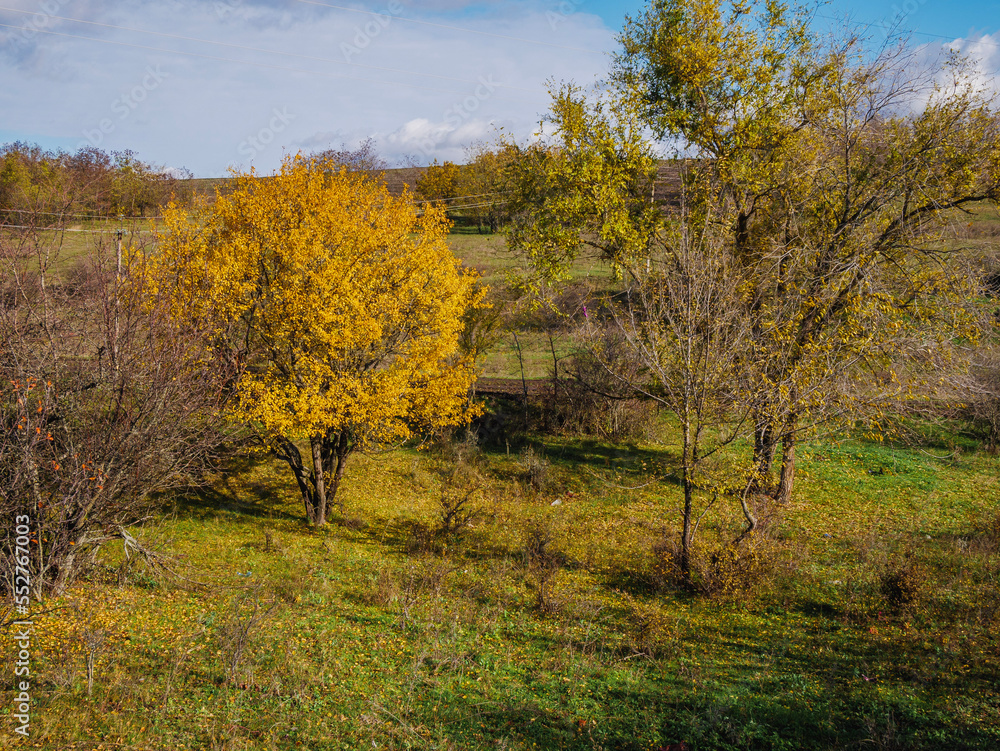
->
552 376 659 440
651 532 785 601
519 445 549 491
215 589 278 686
554 337 659 440
879 556 930 614
437 486 481 536
980 510 1000 553
520 516 567 613
366 556 454 630
0 227 231 597
432 432 490 537
963 345 1000 453
628 598 683 659
703 539 782 601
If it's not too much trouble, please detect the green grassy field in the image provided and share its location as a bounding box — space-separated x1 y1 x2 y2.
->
2 205 999 751
2 422 998 750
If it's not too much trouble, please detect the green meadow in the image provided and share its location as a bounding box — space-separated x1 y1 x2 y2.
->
3 405 999 750
2 207 999 751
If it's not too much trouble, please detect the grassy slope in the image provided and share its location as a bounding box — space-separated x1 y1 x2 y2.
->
2 433 998 750
2 213 999 751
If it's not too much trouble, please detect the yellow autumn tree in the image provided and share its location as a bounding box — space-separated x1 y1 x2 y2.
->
154 153 483 525
416 160 461 205
616 0 1000 507
507 1 1000 521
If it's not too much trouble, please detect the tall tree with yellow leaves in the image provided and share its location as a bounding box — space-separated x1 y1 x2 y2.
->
154 154 483 525
506 1 1000 520
616 0 1000 506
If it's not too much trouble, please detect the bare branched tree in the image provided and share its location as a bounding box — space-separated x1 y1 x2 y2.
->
585 210 753 582
1 211 231 596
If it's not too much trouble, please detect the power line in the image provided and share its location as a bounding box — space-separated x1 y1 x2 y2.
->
0 208 162 220
0 223 154 233
813 11 997 44
411 192 499 205
0 6 538 94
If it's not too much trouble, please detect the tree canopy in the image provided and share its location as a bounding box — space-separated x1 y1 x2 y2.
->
500 0 1000 568
154 154 484 525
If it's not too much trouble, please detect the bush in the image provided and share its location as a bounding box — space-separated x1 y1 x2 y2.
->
520 516 566 613
879 557 929 613
519 445 550 491
651 532 783 601
0 230 230 596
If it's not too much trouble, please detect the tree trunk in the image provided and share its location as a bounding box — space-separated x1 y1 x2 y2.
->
777 421 796 505
324 431 350 515
752 418 777 494
274 432 352 526
680 468 693 583
679 421 694 586
309 434 328 526
274 437 317 524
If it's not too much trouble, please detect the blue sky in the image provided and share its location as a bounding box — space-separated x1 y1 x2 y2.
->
1 1 997 177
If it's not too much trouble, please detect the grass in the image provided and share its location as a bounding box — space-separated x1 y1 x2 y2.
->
3 421 999 750
3 199 999 750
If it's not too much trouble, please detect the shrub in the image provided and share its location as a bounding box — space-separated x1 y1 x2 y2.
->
651 532 783 601
879 557 929 612
0 228 230 597
520 516 567 613
519 445 549 491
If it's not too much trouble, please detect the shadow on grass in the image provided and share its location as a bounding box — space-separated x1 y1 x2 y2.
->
170 455 301 523
479 437 678 486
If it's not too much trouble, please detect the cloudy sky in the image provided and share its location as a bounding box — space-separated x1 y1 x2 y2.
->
1 0 998 177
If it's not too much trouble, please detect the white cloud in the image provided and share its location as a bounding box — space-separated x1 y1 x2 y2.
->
944 32 1000 95
0 1 616 174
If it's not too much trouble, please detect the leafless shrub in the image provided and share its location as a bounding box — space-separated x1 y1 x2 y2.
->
702 538 782 601
82 627 107 697
216 590 277 685
0 222 231 597
437 486 481 536
366 557 453 630
558 332 659 440
879 556 929 614
963 344 1000 453
519 445 549 491
628 598 683 659
651 532 783 601
521 518 566 613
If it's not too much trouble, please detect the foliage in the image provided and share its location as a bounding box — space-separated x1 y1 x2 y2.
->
615 0 1000 506
152 153 485 525
310 136 388 173
0 142 185 223
503 1 1000 532
415 159 462 205
457 142 522 233
501 84 660 288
